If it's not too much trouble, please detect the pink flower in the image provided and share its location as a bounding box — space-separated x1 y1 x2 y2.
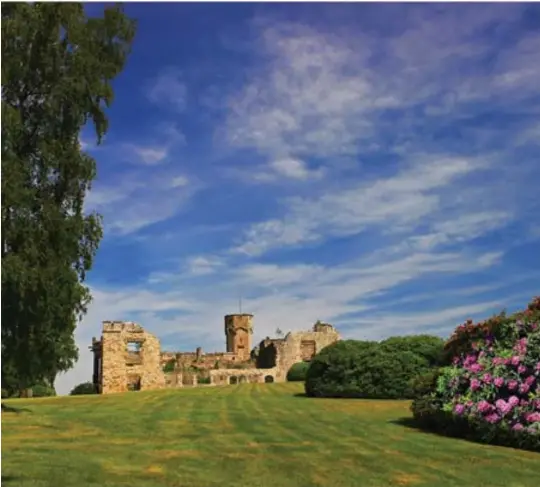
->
512 423 524 431
525 375 536 386
518 365 527 374
519 383 530 394
482 373 492 384
477 400 492 413
485 413 501 424
494 377 505 388
508 396 520 407
524 412 540 423
511 356 521 366
508 380 519 391
492 357 505 366
470 363 483 373
470 378 481 391
495 399 512 416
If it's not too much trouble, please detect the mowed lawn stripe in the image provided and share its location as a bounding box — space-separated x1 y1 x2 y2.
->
2 383 539 487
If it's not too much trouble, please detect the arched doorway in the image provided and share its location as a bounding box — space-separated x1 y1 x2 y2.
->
264 375 274 383
239 375 247 384
230 376 238 385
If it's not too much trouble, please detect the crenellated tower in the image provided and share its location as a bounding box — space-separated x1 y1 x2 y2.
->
224 314 253 361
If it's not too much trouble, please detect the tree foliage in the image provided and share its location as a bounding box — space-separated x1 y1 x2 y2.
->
1 3 136 392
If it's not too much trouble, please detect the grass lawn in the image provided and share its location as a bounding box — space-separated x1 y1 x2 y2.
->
2 382 539 487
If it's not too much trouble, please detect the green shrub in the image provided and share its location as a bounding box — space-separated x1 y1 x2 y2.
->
197 376 211 385
305 339 433 399
410 368 442 399
1 388 9 399
31 384 56 397
70 382 97 395
380 335 445 367
286 362 310 382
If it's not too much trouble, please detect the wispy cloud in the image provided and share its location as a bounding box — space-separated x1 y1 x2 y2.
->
87 169 200 236
234 156 488 255
121 123 186 166
147 68 187 112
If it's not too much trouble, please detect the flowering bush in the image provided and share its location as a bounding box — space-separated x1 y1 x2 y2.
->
411 297 540 452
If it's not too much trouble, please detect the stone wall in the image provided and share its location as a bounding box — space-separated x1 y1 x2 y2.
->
161 350 251 371
256 323 340 380
99 321 166 394
209 367 278 385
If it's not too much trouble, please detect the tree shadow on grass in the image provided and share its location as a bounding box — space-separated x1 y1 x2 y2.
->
293 392 309 398
2 476 18 484
1 403 32 413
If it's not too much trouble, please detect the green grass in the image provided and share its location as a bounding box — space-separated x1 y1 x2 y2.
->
2 383 539 487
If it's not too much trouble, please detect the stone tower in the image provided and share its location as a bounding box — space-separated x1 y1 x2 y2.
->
224 314 253 361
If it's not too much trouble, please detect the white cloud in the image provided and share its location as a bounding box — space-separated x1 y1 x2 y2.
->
404 211 512 251
222 7 539 181
186 256 224 276
121 124 185 166
270 157 324 180
234 156 485 255
130 146 168 165
86 171 199 236
147 68 186 112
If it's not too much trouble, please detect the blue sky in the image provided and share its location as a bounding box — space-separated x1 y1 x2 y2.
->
57 2 540 394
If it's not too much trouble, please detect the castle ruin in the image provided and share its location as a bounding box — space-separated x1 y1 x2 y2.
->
90 314 340 394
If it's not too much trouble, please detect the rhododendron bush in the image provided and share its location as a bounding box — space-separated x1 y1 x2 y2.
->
412 297 540 452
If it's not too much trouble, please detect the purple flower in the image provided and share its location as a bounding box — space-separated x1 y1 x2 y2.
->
525 375 536 386
494 377 505 388
519 383 530 394
518 365 527 375
454 404 466 415
482 373 492 384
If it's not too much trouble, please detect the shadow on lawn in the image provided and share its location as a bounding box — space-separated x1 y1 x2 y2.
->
2 476 18 484
1 403 32 414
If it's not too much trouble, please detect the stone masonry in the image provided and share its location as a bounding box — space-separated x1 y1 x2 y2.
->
91 315 340 394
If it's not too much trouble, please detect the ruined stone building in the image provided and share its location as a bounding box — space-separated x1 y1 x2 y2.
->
90 314 340 394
